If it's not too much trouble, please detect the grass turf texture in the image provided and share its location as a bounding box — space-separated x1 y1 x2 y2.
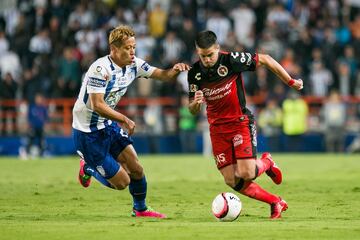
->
0 154 359 240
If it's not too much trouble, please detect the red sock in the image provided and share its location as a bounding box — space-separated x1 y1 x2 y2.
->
239 181 279 204
255 156 271 177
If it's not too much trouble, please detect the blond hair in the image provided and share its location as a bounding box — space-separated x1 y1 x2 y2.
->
109 25 135 47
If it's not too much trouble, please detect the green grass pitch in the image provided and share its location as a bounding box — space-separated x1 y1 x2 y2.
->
0 154 359 240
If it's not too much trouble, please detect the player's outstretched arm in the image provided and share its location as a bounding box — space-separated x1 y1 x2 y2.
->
258 53 303 90
151 63 191 82
189 90 204 115
89 93 136 135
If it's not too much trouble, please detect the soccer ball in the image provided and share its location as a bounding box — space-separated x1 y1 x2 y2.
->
212 192 242 221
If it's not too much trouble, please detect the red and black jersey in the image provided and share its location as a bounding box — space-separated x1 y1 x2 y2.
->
187 51 258 125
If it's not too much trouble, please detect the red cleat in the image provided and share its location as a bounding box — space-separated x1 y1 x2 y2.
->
262 152 282 185
270 198 288 219
132 207 166 218
78 159 91 188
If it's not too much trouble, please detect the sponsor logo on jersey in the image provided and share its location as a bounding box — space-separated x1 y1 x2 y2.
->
195 72 201 81
141 62 150 71
233 134 243 147
203 82 233 101
88 77 106 88
203 82 232 97
217 64 228 77
190 84 198 92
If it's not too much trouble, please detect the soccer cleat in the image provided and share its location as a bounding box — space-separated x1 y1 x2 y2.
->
78 159 91 188
270 198 288 219
262 152 282 185
131 206 166 218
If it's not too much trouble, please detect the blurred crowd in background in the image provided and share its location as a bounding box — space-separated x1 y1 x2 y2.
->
0 0 360 153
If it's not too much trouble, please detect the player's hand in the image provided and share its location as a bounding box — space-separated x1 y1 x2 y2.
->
172 63 191 72
194 90 204 104
122 117 136 136
289 79 303 91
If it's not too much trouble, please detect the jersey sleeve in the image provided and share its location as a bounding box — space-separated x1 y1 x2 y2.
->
135 57 156 78
86 64 111 94
187 69 200 99
229 51 258 72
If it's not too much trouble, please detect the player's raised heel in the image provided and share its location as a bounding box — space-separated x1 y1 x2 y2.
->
270 198 288 219
262 152 283 185
78 159 91 188
131 206 166 218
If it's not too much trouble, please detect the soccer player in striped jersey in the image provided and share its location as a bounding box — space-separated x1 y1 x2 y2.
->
187 30 303 219
72 25 190 218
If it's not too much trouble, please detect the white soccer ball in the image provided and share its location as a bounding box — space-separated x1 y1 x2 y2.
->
212 192 242 221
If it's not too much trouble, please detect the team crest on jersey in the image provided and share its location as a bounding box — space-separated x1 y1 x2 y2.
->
217 64 228 77
233 134 243 147
96 66 102 72
190 84 198 92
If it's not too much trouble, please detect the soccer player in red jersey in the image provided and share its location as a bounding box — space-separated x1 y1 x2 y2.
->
187 30 303 219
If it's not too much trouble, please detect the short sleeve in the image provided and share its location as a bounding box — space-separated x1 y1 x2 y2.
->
135 57 156 78
86 64 110 94
229 51 258 72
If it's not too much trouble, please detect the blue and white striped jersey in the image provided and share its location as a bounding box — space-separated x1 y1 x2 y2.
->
72 55 155 132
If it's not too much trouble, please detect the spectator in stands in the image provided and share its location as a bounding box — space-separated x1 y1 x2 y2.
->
322 90 346 152
148 3 167 39
67 3 94 31
266 3 292 37
309 61 333 97
0 30 9 55
0 44 22 83
160 31 185 66
20 93 48 159
0 72 18 135
166 3 184 33
280 48 298 77
48 16 64 57
230 2 256 48
205 10 231 45
337 61 352 96
258 98 283 152
338 45 358 95
178 18 196 62
57 47 81 97
178 94 197 153
282 91 308 152
22 67 41 103
258 30 283 61
28 28 52 68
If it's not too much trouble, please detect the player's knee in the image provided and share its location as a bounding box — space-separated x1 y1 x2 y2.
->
237 170 255 181
114 179 130 190
113 176 131 190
